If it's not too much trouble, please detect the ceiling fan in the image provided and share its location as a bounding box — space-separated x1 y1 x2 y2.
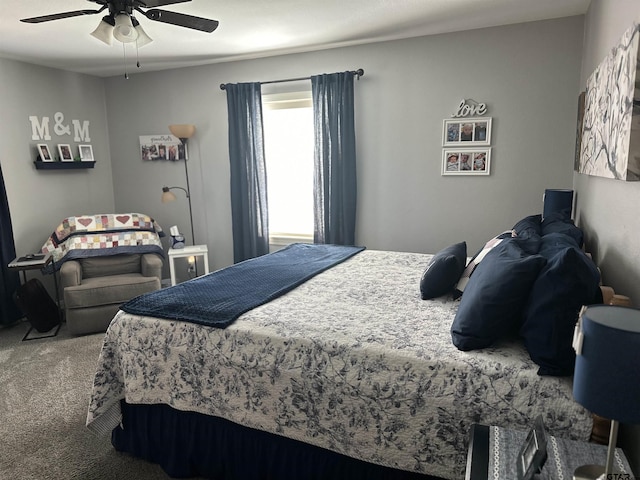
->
20 1 219 47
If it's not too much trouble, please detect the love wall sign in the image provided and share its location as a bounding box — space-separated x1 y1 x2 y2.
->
451 99 488 118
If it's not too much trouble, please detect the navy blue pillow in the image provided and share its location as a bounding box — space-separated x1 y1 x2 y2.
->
541 211 583 248
511 214 542 255
453 232 513 299
451 239 547 351
420 242 467 299
520 233 601 376
512 214 542 238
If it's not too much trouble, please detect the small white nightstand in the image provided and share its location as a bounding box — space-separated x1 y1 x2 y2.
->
168 244 209 286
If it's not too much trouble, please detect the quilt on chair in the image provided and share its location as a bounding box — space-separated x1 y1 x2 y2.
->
41 213 164 273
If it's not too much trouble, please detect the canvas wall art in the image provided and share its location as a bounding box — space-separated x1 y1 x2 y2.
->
578 22 640 181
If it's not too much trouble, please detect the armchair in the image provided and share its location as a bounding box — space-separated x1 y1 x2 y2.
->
60 253 163 335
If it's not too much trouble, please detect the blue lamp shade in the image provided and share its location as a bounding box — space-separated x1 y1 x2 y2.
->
573 305 640 424
543 189 574 219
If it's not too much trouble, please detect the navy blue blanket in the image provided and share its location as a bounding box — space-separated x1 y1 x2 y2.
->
120 243 365 328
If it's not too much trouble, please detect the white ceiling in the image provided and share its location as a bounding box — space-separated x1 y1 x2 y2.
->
0 0 591 78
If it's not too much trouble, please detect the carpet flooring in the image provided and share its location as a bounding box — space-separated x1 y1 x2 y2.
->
0 319 176 480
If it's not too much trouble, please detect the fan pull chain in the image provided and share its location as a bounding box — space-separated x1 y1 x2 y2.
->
136 43 141 69
123 43 129 80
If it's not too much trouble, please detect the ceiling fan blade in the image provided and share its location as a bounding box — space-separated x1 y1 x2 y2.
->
20 8 104 24
140 0 192 7
141 8 219 33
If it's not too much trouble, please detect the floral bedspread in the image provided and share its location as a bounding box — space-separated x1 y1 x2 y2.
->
86 250 592 480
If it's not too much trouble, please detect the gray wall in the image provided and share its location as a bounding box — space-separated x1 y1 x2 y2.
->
576 0 640 470
105 16 584 272
576 0 639 304
0 58 115 292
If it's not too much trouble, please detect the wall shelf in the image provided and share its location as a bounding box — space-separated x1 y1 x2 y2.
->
34 161 95 170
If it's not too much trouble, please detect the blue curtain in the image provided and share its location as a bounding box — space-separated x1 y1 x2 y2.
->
311 72 357 245
0 163 22 325
225 82 270 263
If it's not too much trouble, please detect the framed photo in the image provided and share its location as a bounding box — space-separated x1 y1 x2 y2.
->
443 117 492 146
79 144 94 162
58 144 73 162
516 416 548 480
442 148 491 176
37 143 53 162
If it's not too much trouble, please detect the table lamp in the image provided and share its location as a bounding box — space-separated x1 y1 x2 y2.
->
572 304 640 479
543 188 574 219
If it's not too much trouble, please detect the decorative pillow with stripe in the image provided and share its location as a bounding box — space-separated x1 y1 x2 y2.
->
453 231 514 299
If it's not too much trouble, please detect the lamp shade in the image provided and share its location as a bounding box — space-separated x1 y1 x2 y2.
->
113 14 138 43
573 305 640 424
90 16 115 45
543 189 573 219
169 124 196 139
161 187 177 203
132 18 153 47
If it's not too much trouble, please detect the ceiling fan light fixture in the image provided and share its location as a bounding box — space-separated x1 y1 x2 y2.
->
90 16 115 46
132 18 153 47
113 14 138 43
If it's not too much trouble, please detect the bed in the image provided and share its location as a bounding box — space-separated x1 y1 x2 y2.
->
86 215 601 480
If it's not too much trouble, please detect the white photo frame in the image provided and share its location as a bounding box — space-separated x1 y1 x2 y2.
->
37 143 53 162
79 144 94 162
443 117 492 146
442 148 491 176
58 144 73 162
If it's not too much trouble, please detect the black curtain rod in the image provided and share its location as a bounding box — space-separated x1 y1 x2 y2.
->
220 68 364 90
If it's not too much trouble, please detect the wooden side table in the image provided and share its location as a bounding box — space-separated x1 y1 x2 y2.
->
168 244 209 286
8 254 51 282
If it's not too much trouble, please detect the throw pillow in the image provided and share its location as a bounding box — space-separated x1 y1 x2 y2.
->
453 231 513 299
512 214 542 238
541 211 583 248
451 239 547 351
520 233 601 376
420 242 467 299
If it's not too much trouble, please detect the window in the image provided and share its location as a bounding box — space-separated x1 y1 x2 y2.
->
262 91 314 244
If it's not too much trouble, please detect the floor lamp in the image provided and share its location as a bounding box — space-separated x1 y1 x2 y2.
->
161 186 194 246
162 124 196 245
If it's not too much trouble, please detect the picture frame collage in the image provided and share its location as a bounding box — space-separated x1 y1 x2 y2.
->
441 117 492 176
139 135 185 161
37 143 94 162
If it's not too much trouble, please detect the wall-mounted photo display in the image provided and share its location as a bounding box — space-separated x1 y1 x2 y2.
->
140 135 184 161
37 143 53 162
443 117 492 146
442 148 491 176
79 144 94 162
58 144 73 162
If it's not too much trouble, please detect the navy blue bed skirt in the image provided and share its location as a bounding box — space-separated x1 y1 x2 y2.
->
112 402 442 479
